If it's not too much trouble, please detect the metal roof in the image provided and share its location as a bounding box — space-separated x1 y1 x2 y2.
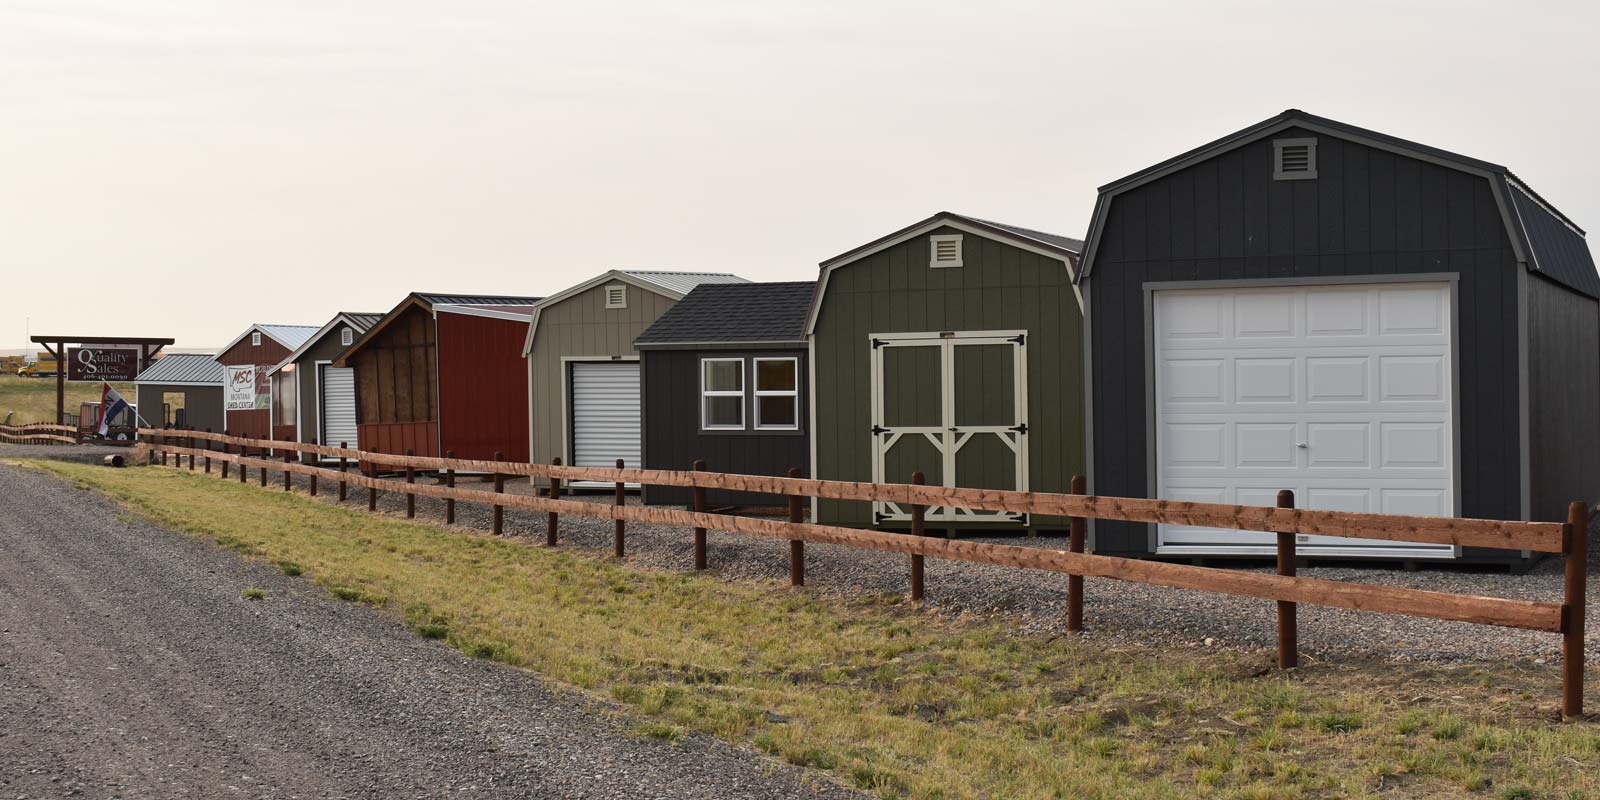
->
1506 179 1600 298
614 271 750 297
818 211 1083 269
135 353 225 386
415 293 541 306
636 281 815 348
962 217 1085 255
256 324 319 349
345 312 385 330
269 312 387 375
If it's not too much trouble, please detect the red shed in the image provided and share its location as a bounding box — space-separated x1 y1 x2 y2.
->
214 323 318 440
335 293 537 462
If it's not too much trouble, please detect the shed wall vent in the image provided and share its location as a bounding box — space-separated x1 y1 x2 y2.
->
340 327 353 346
929 234 964 268
604 284 628 309
251 331 261 346
1273 138 1317 180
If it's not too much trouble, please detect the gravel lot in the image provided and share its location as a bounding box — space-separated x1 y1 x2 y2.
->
194 453 1600 668
0 461 864 800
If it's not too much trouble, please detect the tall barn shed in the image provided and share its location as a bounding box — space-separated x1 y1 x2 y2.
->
267 311 383 459
133 353 225 431
806 212 1086 531
635 281 815 506
1077 109 1600 565
336 293 538 461
214 324 318 440
522 270 747 483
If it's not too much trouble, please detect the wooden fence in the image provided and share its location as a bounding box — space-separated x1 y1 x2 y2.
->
0 423 80 445
137 427 1591 718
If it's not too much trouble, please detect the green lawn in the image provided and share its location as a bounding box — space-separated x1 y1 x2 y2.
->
0 374 134 426
22 459 1600 800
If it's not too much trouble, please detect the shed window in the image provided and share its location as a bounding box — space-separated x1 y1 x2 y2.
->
273 365 297 426
701 358 744 430
1273 138 1317 180
930 234 963 268
251 331 262 346
754 357 798 430
340 327 353 346
605 285 628 309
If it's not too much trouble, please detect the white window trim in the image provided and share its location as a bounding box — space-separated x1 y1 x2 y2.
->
340 327 353 346
753 357 800 431
700 357 745 431
604 284 628 309
929 234 964 268
250 331 262 346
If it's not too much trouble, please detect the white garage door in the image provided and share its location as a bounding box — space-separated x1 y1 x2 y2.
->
319 365 358 456
570 361 640 487
1153 282 1456 558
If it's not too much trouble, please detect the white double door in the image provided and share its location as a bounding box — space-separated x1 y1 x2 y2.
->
1153 282 1456 558
869 331 1028 524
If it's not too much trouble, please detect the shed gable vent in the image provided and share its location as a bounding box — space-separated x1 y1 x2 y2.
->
251 331 261 346
604 284 628 309
340 326 353 346
1273 138 1318 180
929 234 964 268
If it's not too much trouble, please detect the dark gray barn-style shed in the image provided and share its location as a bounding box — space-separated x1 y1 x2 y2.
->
1078 109 1599 564
635 281 815 507
807 212 1086 530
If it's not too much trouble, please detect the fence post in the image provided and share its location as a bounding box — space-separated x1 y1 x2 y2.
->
283 448 292 491
1563 500 1589 719
337 443 348 501
911 471 926 602
161 426 169 467
788 467 805 587
367 460 377 511
692 460 707 570
221 431 231 478
204 428 212 474
238 436 248 484
494 450 507 536
1067 474 1086 632
445 450 456 524
614 458 626 558
308 438 318 496
1276 489 1298 670
543 455 558 544
405 449 416 518
260 441 268 487
187 429 195 470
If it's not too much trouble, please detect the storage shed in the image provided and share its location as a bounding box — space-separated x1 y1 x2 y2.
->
133 353 225 431
214 324 318 440
522 270 747 483
336 293 538 461
806 212 1086 530
266 312 383 460
1077 109 1600 564
635 281 816 506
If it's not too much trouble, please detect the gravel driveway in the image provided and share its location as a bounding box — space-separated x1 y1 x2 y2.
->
196 455 1599 668
0 462 863 800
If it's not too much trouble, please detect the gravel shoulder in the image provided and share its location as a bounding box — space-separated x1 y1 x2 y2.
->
0 461 863 800
189 455 1599 667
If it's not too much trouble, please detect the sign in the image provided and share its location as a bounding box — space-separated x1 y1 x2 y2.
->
66 346 140 381
225 365 270 411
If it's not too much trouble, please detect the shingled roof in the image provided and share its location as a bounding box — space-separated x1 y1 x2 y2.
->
635 281 816 348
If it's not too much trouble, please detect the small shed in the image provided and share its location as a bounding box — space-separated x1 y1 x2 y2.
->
133 353 225 432
266 312 383 459
635 281 816 506
336 293 538 461
522 270 747 483
214 324 318 440
1076 109 1599 564
806 212 1086 531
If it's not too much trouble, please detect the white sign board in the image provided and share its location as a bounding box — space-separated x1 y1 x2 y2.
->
225 365 259 411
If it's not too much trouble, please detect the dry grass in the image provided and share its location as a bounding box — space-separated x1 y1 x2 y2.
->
27 459 1600 800
0 374 134 425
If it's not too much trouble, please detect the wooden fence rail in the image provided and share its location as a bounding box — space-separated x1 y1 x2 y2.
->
0 423 80 445
139 429 1591 718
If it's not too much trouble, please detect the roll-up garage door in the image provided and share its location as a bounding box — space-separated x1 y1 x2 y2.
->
319 365 358 456
570 361 640 487
1153 282 1456 559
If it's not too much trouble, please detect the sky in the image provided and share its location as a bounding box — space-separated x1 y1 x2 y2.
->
4 0 1597 349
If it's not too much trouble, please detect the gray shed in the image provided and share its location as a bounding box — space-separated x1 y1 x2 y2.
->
267 311 383 459
134 353 226 432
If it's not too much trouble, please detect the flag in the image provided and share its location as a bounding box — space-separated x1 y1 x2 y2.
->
99 382 130 435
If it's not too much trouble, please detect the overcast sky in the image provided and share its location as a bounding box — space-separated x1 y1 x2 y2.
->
5 0 1596 348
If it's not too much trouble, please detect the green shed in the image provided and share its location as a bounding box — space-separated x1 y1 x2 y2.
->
806 212 1086 530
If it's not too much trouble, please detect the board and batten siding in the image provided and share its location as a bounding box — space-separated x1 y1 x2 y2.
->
811 225 1085 527
1527 272 1600 522
292 330 352 447
527 282 677 467
216 332 294 440
641 348 809 506
1088 126 1521 555
437 311 531 462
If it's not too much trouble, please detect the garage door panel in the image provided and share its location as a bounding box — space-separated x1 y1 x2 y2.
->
570 362 640 475
1155 282 1454 558
319 365 357 455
